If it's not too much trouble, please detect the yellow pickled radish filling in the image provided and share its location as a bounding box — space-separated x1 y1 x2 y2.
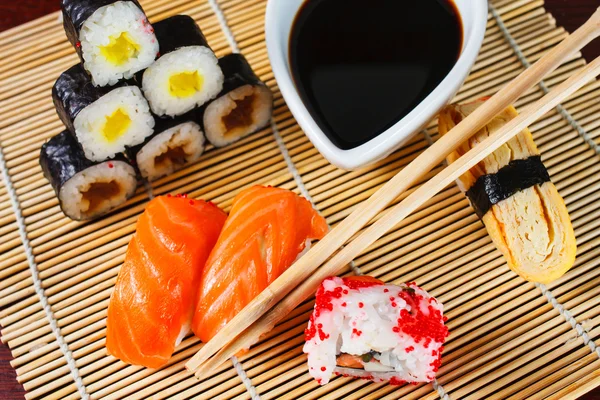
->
100 32 140 66
168 71 204 98
102 108 132 142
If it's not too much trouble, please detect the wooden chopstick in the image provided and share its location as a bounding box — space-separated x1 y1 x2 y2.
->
189 54 600 378
185 7 600 376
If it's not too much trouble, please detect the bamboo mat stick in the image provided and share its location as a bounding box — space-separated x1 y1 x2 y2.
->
186 19 600 374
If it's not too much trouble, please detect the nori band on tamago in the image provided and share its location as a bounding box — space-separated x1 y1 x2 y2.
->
152 15 210 55
52 64 126 132
466 155 551 218
217 53 265 95
60 0 144 61
40 130 129 196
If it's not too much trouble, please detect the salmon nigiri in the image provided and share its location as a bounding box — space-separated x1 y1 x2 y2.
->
192 186 328 342
106 195 227 368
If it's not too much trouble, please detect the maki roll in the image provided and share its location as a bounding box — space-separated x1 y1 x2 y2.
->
438 99 576 283
202 54 273 147
53 64 155 162
304 276 448 385
40 131 137 221
61 0 159 87
127 114 205 182
142 16 224 117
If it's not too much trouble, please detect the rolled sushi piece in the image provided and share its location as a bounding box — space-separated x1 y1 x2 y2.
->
142 16 224 117
202 54 273 147
127 113 205 182
304 276 449 386
53 64 155 162
61 0 159 87
40 130 137 221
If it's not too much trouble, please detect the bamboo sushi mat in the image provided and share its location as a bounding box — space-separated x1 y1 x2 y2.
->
1 0 600 398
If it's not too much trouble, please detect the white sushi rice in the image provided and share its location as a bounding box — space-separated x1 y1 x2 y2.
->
142 46 224 117
136 121 205 181
59 160 137 220
74 86 155 162
303 277 447 385
79 1 158 87
203 84 273 147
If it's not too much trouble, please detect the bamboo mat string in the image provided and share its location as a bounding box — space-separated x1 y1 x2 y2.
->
204 1 263 398
490 1 600 361
421 128 452 400
209 0 362 279
537 283 600 359
232 355 260 400
421 129 436 148
0 147 89 399
142 179 154 200
489 3 600 156
208 0 240 53
433 378 451 400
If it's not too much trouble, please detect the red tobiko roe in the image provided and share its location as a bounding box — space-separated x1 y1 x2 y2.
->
390 377 406 386
342 275 384 289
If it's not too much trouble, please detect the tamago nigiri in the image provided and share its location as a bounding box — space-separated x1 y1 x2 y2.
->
192 185 328 342
106 195 227 368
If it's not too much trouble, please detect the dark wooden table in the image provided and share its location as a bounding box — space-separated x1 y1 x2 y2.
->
1 1 599 399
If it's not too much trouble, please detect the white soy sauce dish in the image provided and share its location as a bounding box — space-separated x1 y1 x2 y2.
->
266 0 487 170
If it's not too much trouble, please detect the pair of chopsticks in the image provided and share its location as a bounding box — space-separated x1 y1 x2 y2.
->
186 8 600 377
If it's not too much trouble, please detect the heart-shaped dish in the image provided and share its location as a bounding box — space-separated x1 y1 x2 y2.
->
266 0 488 170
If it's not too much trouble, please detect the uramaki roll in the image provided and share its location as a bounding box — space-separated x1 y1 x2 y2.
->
438 99 576 283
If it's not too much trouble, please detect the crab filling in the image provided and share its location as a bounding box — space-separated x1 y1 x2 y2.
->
336 352 394 372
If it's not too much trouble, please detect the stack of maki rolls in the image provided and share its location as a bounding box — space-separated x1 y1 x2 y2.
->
201 54 273 147
40 131 137 220
43 1 273 220
53 64 155 162
127 114 205 182
141 16 224 117
62 0 159 87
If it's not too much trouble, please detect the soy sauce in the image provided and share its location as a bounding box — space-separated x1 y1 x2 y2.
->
290 0 463 150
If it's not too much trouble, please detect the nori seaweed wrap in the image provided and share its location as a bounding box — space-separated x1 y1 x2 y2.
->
52 64 115 133
52 64 155 162
61 0 158 86
153 15 211 55
126 112 205 182
40 130 137 220
141 16 224 117
465 156 551 218
200 53 273 147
